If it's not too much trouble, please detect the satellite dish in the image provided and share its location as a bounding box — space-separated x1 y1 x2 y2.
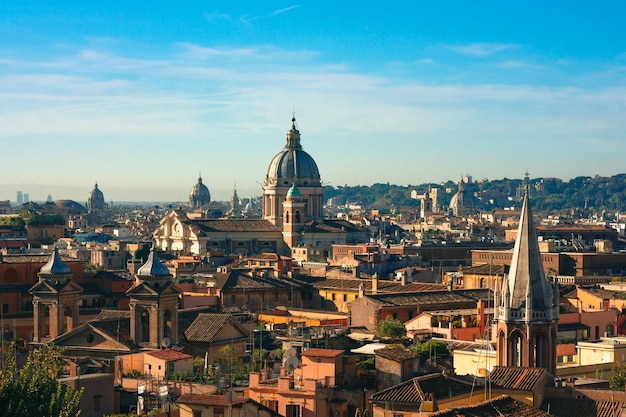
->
161 337 172 348
284 347 297 360
284 356 299 373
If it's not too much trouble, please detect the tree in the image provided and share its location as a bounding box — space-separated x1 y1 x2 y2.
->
0 342 83 417
377 316 406 339
610 362 626 390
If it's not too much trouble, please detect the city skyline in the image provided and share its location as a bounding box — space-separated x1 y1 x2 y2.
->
1 2 626 202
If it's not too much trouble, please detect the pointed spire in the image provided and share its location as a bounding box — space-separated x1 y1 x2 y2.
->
506 172 553 315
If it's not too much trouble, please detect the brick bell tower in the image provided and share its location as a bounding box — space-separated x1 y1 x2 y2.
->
495 174 559 374
30 249 83 342
126 244 181 348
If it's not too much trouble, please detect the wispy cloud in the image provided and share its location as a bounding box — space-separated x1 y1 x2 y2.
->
1 40 625 201
446 42 516 57
177 43 258 59
497 60 543 70
204 12 232 23
240 4 303 24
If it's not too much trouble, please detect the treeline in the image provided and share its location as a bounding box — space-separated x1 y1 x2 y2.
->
0 211 65 227
323 173 626 213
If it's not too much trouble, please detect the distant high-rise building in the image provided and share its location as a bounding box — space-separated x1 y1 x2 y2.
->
23 193 29 204
16 191 23 205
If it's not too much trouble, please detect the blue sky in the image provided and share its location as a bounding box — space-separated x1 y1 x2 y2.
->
1 2 625 203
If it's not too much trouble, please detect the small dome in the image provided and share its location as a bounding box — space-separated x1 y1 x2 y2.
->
39 249 72 276
266 116 321 187
287 184 301 198
137 246 171 277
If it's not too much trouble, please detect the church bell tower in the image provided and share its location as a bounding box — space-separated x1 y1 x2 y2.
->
126 244 181 348
495 175 559 374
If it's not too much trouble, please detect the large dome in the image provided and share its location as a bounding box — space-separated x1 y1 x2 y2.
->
449 180 482 216
265 117 321 187
87 183 105 210
189 175 211 208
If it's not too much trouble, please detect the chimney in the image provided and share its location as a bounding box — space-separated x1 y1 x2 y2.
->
372 275 378 294
419 393 438 413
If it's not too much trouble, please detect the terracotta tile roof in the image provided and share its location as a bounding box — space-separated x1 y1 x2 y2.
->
184 313 248 343
0 253 57 263
542 398 626 417
216 269 307 291
246 253 281 260
313 278 446 293
431 394 551 417
93 309 130 321
302 348 343 358
460 263 508 275
176 396 281 416
577 286 615 300
375 346 419 362
366 288 492 308
146 348 192 361
191 219 281 233
556 343 577 357
488 366 550 391
303 219 367 234
370 373 473 405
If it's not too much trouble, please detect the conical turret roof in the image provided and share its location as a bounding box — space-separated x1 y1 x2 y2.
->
504 184 552 312
39 248 72 276
137 245 171 278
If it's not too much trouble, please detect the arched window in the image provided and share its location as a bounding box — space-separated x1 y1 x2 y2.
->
140 308 150 343
533 334 544 368
3 268 18 284
285 211 290 223
164 309 172 338
63 305 73 333
43 305 51 337
510 330 525 367
295 211 301 224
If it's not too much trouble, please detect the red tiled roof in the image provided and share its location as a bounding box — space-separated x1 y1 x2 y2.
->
431 394 551 417
488 366 550 391
556 344 577 357
146 349 192 361
184 313 247 343
302 348 343 358
370 373 473 405
542 398 626 417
